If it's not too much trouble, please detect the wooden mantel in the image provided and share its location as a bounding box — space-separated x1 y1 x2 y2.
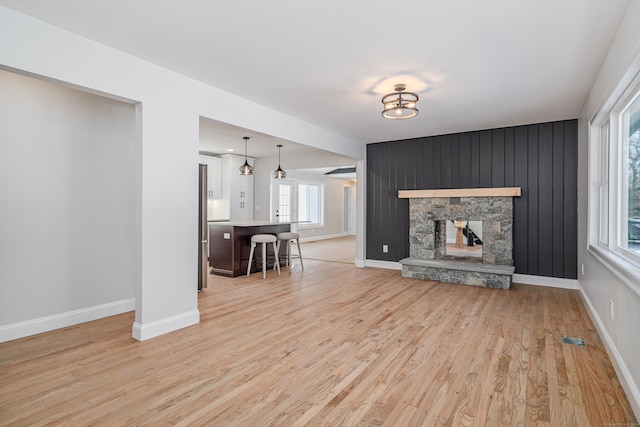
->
398 187 521 199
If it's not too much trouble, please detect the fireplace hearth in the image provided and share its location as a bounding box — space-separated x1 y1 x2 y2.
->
398 188 520 289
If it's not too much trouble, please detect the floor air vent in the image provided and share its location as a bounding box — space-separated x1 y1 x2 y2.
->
562 336 586 347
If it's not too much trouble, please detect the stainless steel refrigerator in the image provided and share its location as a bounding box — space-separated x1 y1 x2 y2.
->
198 163 208 291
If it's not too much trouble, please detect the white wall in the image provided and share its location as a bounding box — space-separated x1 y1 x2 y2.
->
0 70 136 340
253 150 357 222
578 0 640 416
0 6 365 341
253 150 358 241
307 176 356 241
284 170 355 241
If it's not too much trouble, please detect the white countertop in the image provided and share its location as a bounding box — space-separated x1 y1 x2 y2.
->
208 220 291 227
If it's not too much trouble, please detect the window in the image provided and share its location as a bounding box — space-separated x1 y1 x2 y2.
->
595 91 640 260
298 182 323 226
620 94 640 254
589 73 640 289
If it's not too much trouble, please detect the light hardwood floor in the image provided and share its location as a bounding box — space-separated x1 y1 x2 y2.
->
299 235 356 264
0 245 636 426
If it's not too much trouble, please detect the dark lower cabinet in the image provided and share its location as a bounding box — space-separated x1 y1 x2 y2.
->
209 223 290 277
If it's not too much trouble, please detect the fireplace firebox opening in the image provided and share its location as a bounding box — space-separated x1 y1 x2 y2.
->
444 220 482 262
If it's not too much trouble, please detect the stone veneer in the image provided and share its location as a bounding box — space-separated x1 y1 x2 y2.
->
400 195 516 289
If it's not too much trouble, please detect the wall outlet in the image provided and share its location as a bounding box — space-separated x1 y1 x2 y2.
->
610 300 615 320
382 244 388 253
581 263 584 275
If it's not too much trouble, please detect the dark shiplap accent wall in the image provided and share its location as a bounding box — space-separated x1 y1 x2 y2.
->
366 119 578 279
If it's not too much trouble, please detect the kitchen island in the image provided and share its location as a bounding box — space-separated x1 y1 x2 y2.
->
208 221 291 277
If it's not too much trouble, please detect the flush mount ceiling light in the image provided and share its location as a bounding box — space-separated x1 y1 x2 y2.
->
381 83 419 120
274 144 286 179
239 136 253 175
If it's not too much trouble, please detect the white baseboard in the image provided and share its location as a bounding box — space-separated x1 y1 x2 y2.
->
365 259 402 270
299 232 349 243
132 309 200 341
0 298 135 343
512 274 578 289
577 283 640 421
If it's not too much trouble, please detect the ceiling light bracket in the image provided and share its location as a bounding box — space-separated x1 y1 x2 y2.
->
382 83 419 120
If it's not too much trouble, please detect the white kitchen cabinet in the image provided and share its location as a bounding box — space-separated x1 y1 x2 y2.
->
199 155 222 199
221 154 254 221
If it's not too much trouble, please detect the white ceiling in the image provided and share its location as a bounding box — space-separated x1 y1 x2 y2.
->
0 0 631 149
199 117 315 158
199 118 357 179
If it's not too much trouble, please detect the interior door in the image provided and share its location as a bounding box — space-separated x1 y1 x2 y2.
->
271 180 295 223
344 186 357 235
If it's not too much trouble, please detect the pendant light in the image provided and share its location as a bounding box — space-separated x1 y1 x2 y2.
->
274 144 286 179
381 83 419 120
239 136 253 175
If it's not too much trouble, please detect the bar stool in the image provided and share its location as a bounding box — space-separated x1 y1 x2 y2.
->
247 234 280 279
276 232 304 271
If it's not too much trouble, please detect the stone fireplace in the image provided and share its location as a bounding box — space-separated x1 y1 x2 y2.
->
399 188 520 289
